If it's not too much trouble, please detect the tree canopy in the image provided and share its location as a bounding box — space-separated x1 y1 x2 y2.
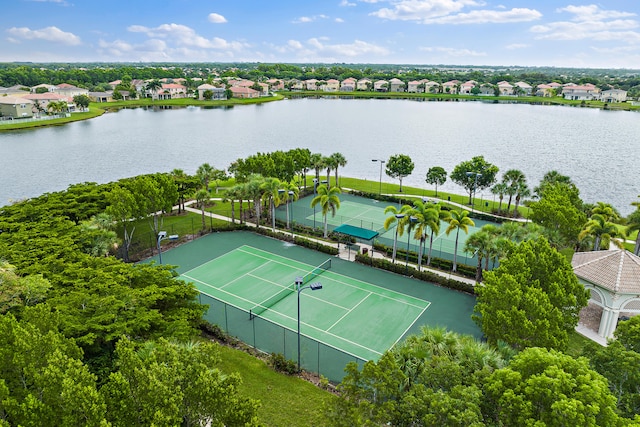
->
450 156 499 204
385 154 414 192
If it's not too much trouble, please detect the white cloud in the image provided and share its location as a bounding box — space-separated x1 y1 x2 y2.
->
371 0 481 21
268 37 389 60
208 13 227 24
505 43 528 50
340 0 356 6
335 17 345 23
127 23 248 50
420 46 486 57
422 8 541 24
558 5 636 22
531 5 640 43
6 26 81 45
292 14 330 23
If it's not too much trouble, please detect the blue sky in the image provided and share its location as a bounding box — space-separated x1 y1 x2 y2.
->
3 0 640 68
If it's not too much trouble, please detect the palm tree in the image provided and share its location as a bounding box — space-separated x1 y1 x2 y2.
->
309 153 325 190
281 182 299 229
445 210 475 272
491 182 508 214
512 180 531 218
324 155 334 188
579 213 622 251
244 174 265 228
464 230 492 282
196 163 215 192
626 207 640 255
310 184 341 238
426 203 450 266
591 202 619 222
329 152 347 188
261 177 282 231
223 184 243 224
194 188 209 231
383 204 412 263
145 79 162 98
410 200 440 271
502 169 526 213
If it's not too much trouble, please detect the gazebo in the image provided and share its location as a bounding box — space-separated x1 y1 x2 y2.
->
572 249 640 339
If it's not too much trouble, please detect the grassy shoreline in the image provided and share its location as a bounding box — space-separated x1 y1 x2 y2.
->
1 90 636 131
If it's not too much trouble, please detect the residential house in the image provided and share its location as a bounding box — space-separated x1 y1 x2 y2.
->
388 78 405 92
356 78 372 91
442 80 459 94
305 79 319 90
535 84 554 97
496 81 514 96
407 81 422 93
374 80 389 92
197 84 226 100
257 83 269 96
459 80 477 95
0 96 34 118
233 80 255 88
479 83 495 96
601 89 627 103
289 79 305 90
52 83 89 98
424 81 440 94
0 85 31 96
229 86 259 99
20 92 69 112
340 78 356 92
89 92 114 103
267 79 284 91
562 83 600 101
150 83 188 100
324 79 340 92
514 81 532 96
108 80 121 89
30 83 56 93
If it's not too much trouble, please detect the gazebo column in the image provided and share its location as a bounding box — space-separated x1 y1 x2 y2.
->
602 307 620 339
598 307 612 337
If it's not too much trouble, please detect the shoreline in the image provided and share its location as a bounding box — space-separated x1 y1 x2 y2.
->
1 91 637 132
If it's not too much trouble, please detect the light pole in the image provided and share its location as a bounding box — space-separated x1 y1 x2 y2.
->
289 190 295 237
297 277 322 372
465 172 482 211
405 216 417 273
312 178 318 230
157 231 178 264
392 213 405 263
372 159 385 195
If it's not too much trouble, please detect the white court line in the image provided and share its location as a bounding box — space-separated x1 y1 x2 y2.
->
219 260 274 290
389 304 431 350
327 292 372 332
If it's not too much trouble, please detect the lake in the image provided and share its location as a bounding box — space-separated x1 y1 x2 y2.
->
1 98 638 215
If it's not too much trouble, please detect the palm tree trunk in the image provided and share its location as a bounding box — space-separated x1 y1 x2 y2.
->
453 230 460 272
323 214 328 238
392 227 399 263
475 256 482 282
427 233 434 266
635 235 640 255
271 200 276 231
231 200 236 224
417 237 424 271
594 235 601 251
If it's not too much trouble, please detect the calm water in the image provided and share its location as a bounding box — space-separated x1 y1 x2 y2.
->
1 98 638 214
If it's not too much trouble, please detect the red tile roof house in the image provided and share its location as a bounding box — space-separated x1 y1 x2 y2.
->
340 78 356 92
407 81 421 93
496 81 514 96
267 79 284 91
52 83 89 98
149 83 188 100
197 84 226 100
20 92 70 113
562 83 600 101
324 79 340 92
229 86 259 99
0 96 34 119
459 80 477 95
442 80 460 94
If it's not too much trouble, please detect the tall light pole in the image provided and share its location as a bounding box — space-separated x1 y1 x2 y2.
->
465 172 482 212
405 216 417 273
289 190 295 237
157 231 167 264
392 213 405 263
372 159 385 195
297 277 322 372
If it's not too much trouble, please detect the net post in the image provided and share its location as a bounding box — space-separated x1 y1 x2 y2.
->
249 309 254 320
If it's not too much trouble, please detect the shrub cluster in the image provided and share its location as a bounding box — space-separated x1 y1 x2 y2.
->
268 353 298 375
354 253 475 295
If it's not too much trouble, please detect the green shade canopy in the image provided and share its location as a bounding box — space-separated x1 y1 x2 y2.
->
334 224 379 241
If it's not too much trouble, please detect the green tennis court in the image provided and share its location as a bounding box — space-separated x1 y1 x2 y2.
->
279 193 490 264
182 245 430 361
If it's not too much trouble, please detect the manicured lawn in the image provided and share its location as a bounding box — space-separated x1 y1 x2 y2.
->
0 106 105 131
215 344 334 426
566 330 596 358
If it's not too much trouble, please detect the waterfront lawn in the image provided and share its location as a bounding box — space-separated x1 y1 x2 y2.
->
0 106 105 131
215 344 333 426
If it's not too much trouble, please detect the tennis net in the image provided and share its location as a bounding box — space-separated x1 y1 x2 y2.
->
250 259 331 319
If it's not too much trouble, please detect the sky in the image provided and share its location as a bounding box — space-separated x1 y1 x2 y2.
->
3 0 640 69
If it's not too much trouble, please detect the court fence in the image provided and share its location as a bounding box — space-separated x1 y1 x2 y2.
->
199 292 367 383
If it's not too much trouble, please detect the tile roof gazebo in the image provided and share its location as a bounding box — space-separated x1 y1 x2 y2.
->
572 250 640 339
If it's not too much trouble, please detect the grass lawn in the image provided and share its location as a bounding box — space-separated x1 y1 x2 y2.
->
0 106 105 131
215 344 334 426
566 330 594 358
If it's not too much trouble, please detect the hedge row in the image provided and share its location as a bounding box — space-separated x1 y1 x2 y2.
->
244 224 340 256
354 253 476 295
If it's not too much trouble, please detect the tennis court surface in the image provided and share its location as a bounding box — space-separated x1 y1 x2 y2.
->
182 245 430 361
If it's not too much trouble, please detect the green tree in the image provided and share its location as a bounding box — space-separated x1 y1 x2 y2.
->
309 152 325 188
501 169 526 213
310 184 341 238
102 338 260 427
425 166 447 197
194 188 210 231
329 152 347 187
385 154 415 192
490 181 508 214
533 170 575 199
579 213 623 251
512 179 530 218
383 204 412 263
445 209 475 272
625 197 640 255
409 200 442 271
72 94 91 111
0 261 50 314
145 79 162 98
78 212 118 257
261 177 283 231
483 347 621 426
474 237 589 350
127 174 178 239
196 162 215 192
615 315 640 353
105 184 137 262
463 229 492 282
450 156 499 204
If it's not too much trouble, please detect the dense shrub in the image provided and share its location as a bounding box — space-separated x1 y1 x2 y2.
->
269 353 298 374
